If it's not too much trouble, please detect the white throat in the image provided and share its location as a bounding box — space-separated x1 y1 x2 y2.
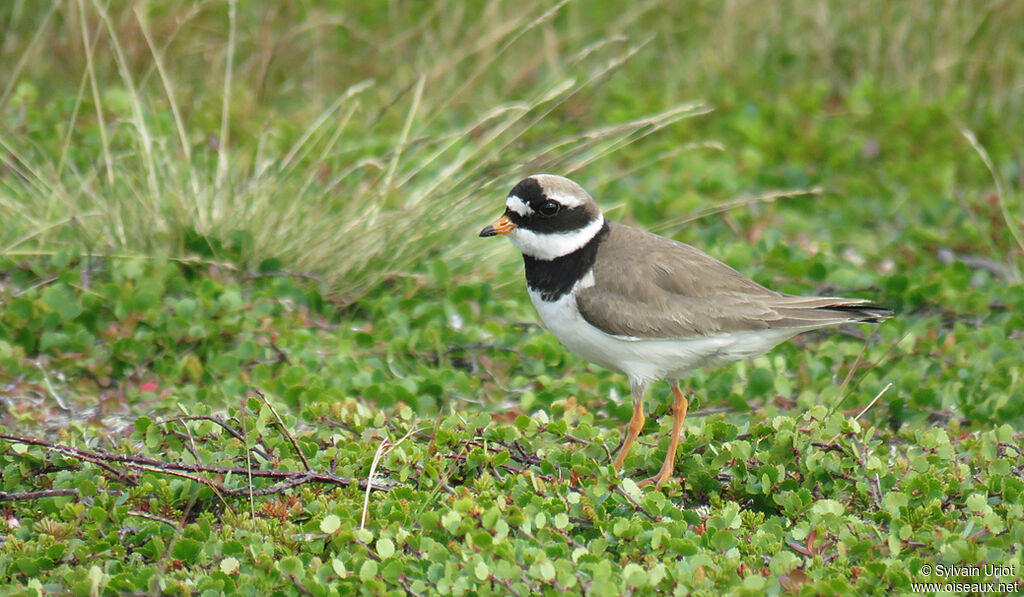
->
508 214 605 261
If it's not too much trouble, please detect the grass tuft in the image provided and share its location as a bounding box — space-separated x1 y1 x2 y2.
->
1 2 709 302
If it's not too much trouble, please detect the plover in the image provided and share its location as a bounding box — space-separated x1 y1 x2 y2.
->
480 174 891 486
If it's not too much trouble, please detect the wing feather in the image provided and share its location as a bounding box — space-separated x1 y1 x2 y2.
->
575 222 891 339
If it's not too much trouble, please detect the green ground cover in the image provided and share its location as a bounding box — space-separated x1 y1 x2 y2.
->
1 1 1022 595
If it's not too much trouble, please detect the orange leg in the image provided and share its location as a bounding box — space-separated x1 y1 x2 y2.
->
613 382 647 471
638 382 688 487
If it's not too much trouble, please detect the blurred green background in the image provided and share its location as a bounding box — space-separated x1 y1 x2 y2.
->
3 1 1021 298
4 0 1022 425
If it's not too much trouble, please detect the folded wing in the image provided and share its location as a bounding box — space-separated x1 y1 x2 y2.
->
575 222 892 340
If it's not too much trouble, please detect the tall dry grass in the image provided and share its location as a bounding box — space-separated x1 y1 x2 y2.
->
1 1 1020 298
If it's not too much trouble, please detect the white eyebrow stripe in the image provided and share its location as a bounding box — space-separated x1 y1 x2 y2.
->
543 190 586 208
505 195 532 216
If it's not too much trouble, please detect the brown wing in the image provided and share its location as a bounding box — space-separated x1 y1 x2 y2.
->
575 222 890 339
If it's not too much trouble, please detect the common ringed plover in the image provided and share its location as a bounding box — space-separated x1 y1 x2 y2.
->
480 174 891 486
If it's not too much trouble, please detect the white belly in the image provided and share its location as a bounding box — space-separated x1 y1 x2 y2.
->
528 286 799 385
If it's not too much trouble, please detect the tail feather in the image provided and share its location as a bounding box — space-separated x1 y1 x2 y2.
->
769 296 893 329
817 303 894 323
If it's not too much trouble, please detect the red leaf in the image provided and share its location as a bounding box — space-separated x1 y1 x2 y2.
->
779 569 808 593
806 529 818 554
788 540 813 556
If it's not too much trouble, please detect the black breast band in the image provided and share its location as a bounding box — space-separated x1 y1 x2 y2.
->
523 222 609 301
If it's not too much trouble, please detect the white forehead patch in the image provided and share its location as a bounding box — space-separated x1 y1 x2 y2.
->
507 214 605 261
505 195 533 216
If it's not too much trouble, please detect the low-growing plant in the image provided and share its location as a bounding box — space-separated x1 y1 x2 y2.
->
2 0 1023 595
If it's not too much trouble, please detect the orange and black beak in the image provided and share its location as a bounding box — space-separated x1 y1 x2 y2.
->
479 213 516 237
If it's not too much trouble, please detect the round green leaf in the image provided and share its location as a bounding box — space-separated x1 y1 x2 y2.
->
320 514 341 534
377 537 395 559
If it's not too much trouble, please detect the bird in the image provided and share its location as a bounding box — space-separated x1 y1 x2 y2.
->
480 174 891 487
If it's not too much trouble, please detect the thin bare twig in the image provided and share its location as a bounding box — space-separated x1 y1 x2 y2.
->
286 574 313 597
126 509 181 529
0 433 396 496
851 437 882 510
240 392 257 522
0 489 79 502
251 389 312 472
156 414 273 461
230 475 315 497
998 442 1024 458
614 485 662 522
397 575 429 597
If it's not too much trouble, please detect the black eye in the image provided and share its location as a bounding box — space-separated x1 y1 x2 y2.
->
538 201 560 217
